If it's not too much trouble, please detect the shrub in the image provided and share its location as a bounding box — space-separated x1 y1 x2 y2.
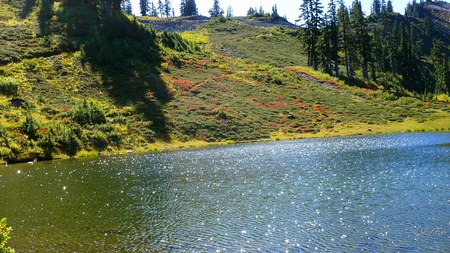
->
71 100 107 125
60 128 82 157
23 113 41 140
0 218 14 253
90 130 108 151
0 76 19 96
38 132 56 159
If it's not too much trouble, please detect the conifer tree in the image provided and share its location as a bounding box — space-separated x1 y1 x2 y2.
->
121 0 133 15
386 0 393 13
371 0 381 15
226 6 233 17
209 0 224 18
350 0 371 79
299 0 324 70
164 0 171 17
140 0 149 16
150 1 158 16
338 1 352 77
327 0 339 76
157 0 164 17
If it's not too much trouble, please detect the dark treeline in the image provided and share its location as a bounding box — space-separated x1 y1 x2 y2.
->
299 0 449 96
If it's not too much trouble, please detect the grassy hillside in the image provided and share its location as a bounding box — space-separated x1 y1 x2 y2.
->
0 1 449 164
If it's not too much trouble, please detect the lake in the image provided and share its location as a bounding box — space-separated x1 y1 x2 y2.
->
1 133 449 252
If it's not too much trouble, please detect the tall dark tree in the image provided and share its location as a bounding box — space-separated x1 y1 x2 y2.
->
386 0 393 13
371 0 381 15
272 4 279 17
350 0 371 79
181 0 198 16
328 0 339 76
299 0 324 70
140 0 149 16
338 0 352 77
209 0 224 18
432 39 450 95
164 0 171 17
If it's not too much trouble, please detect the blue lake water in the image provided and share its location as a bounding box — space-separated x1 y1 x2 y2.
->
0 133 449 252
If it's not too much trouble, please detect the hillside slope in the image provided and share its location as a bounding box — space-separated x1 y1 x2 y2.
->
0 1 449 164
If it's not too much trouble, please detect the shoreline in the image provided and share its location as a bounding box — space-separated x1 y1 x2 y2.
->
2 116 449 166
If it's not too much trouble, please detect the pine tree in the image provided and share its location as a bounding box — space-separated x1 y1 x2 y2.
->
121 0 133 15
386 0 393 13
164 0 171 17
157 0 164 17
226 6 233 17
209 0 224 18
150 1 158 16
140 0 149 16
299 0 324 70
371 0 381 15
181 0 198 16
272 5 279 18
432 39 450 95
338 1 352 77
350 0 371 79
328 0 339 76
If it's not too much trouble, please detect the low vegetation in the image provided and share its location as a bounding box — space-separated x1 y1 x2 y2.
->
0 218 14 253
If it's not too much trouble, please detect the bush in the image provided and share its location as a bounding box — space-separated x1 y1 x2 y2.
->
90 130 108 151
0 218 14 253
59 128 82 157
71 100 107 125
23 113 41 140
0 76 19 96
38 132 56 159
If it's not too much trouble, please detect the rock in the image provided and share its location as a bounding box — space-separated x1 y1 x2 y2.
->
287 114 295 119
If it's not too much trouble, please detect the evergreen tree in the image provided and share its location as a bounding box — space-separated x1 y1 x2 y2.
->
164 0 171 17
226 6 233 17
381 0 386 12
299 0 324 70
350 0 371 79
328 0 339 76
432 39 450 95
209 0 224 18
157 0 164 17
121 0 133 15
140 0 149 16
272 5 279 17
338 1 352 77
371 0 381 15
150 1 158 16
181 0 198 16
386 0 393 13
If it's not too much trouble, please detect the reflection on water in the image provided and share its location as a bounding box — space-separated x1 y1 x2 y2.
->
1 133 449 251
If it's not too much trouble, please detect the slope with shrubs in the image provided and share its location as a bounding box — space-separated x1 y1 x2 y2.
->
0 1 449 164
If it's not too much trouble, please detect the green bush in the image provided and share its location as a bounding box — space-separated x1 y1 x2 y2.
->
23 113 41 140
38 131 56 159
90 130 108 151
59 128 82 157
71 100 107 125
0 76 19 96
0 218 14 253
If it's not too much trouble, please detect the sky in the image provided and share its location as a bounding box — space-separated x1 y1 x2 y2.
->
131 0 413 23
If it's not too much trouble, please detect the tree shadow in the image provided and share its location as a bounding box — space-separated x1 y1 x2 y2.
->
81 14 171 141
20 0 36 19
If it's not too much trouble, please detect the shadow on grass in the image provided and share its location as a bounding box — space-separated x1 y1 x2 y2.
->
82 14 171 141
20 0 36 19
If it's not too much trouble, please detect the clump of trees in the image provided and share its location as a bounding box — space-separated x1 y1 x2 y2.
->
299 0 449 95
247 5 286 21
209 0 224 18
